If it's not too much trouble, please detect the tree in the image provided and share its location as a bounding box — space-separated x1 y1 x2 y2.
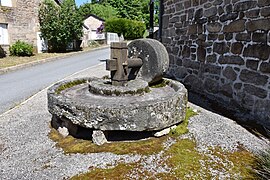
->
90 0 159 28
79 3 118 20
39 0 83 52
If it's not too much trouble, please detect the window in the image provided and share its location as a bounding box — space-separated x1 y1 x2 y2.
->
0 24 9 45
0 0 12 7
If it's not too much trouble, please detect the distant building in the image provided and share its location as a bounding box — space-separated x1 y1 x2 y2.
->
81 14 106 47
0 0 60 54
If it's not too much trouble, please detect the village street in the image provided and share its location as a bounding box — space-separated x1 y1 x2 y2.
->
0 47 109 115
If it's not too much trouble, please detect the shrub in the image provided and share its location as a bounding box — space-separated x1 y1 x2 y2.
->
105 18 146 40
9 40 33 57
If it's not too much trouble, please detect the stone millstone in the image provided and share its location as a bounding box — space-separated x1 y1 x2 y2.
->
128 38 169 84
47 78 187 132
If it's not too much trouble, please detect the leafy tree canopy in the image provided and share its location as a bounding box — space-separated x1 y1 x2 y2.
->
79 3 118 20
86 0 159 28
39 0 83 52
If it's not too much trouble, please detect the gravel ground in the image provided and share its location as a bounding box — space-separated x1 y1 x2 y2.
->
0 63 269 179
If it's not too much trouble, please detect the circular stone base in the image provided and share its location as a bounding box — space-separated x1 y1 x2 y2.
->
89 78 149 96
47 78 188 131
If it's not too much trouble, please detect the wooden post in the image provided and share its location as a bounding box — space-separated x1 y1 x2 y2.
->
109 42 128 86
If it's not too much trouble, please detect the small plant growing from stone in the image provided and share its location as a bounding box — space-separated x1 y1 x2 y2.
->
9 40 33 57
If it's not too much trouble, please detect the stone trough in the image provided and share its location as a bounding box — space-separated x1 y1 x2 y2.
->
47 39 188 145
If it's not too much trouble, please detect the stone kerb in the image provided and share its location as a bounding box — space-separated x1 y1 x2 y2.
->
162 0 270 126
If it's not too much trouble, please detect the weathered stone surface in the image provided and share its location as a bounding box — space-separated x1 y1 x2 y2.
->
206 54 217 63
218 6 225 15
92 130 107 146
259 62 270 73
239 70 268 86
244 84 268 98
252 33 267 43
169 16 180 23
174 66 188 79
246 60 259 70
224 20 246 33
225 33 233 41
162 15 170 28
206 22 222 33
204 78 219 94
214 42 230 54
239 92 255 108
234 83 242 90
246 9 260 18
221 83 233 97
223 66 237 81
192 0 200 6
261 7 270 17
188 24 197 34
220 13 238 22
235 33 251 41
89 79 149 96
243 44 270 60
253 100 270 125
214 0 223 6
258 0 270 7
128 38 169 84
175 2 184 11
195 8 203 20
234 1 257 11
231 42 243 54
48 78 188 131
183 59 200 69
197 46 206 62
225 4 233 13
57 127 69 138
184 74 203 90
246 19 270 32
182 45 191 58
218 55 245 65
154 125 177 137
203 64 221 75
208 34 218 41
204 7 217 17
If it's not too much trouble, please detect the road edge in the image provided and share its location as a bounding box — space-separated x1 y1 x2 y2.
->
0 45 109 75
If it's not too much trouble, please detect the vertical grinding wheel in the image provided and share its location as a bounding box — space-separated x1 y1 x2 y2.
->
128 38 169 84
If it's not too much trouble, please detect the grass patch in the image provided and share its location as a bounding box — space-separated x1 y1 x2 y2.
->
255 149 270 179
170 107 198 136
165 139 258 179
70 163 135 180
56 79 86 94
0 53 61 69
0 45 106 69
49 128 167 155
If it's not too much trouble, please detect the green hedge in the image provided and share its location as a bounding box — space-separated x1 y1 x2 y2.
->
9 40 33 57
105 18 146 40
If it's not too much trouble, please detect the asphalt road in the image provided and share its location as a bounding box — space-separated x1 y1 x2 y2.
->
0 47 110 114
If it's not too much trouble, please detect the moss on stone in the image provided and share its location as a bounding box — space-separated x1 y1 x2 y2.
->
56 79 86 94
149 79 170 88
49 128 167 155
170 107 198 136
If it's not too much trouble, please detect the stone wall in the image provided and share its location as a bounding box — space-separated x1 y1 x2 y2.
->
161 0 270 126
0 0 40 52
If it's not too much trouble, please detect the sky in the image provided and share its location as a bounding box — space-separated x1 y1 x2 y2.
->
75 0 89 6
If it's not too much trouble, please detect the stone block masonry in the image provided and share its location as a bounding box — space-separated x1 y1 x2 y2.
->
161 0 270 127
0 0 41 52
